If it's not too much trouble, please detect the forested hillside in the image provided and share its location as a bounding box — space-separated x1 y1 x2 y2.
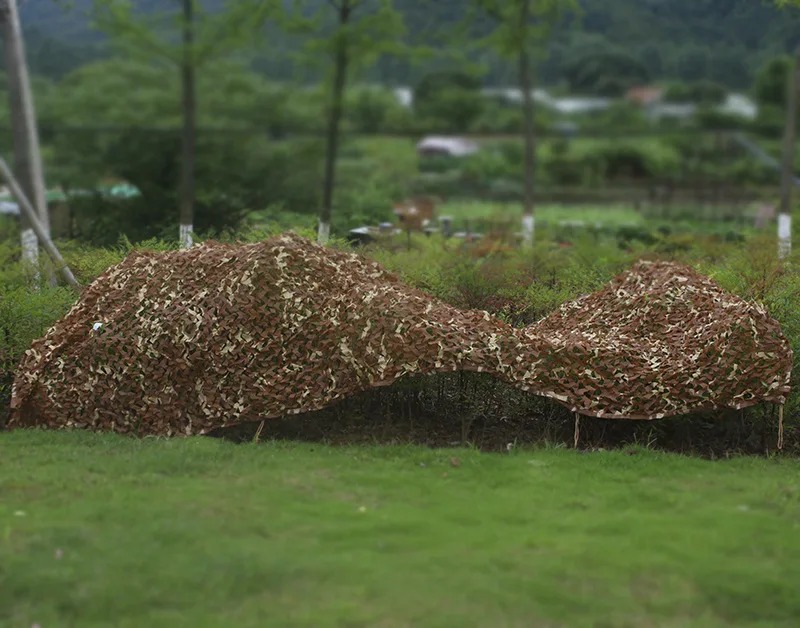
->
11 0 800 88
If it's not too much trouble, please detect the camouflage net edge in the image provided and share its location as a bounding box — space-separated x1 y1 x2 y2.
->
8 233 793 436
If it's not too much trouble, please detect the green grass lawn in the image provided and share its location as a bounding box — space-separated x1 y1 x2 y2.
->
3 431 800 627
439 202 645 227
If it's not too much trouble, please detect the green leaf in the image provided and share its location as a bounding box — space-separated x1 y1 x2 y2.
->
90 0 283 70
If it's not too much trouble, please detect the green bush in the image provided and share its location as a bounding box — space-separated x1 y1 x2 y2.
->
346 87 410 134
486 179 525 202
543 152 587 186
332 161 400 232
470 106 524 133
55 128 326 246
582 102 651 132
694 107 749 130
592 140 682 180
0 286 77 426
461 149 519 184
664 80 727 106
415 86 486 133
691 80 728 105
727 157 778 186
498 141 526 164
418 155 460 174
541 140 682 186
414 71 482 109
751 105 785 139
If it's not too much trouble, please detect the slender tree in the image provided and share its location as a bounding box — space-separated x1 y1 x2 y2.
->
319 0 351 245
91 0 278 248
290 0 406 244
772 0 800 257
778 47 800 259
0 0 54 284
179 0 196 248
472 0 577 248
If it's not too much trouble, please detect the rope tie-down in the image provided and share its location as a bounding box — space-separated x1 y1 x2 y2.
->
7 233 793 438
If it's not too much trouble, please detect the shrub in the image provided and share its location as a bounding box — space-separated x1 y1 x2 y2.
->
346 87 410 134
665 80 727 106
415 86 486 133
543 152 586 186
461 149 519 184
418 155 459 174
700 235 800 418
0 286 77 427
486 179 525 202
409 171 470 199
56 131 326 247
751 105 785 139
727 157 778 186
332 164 399 233
470 106 523 133
694 107 749 130
414 71 482 109
540 139 682 187
584 102 651 132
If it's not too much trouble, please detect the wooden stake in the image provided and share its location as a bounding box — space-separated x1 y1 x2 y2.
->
0 156 80 292
253 419 265 444
574 413 580 449
778 405 785 451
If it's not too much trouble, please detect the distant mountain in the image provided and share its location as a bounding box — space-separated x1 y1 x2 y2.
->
14 0 800 87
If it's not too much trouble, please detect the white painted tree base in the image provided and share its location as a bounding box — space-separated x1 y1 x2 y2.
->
522 214 535 247
20 227 41 286
317 220 330 245
180 223 194 249
778 213 791 259
20 227 38 266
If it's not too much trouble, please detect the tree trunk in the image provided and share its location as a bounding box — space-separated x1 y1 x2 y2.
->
318 0 351 245
0 157 80 292
519 51 536 248
518 2 536 249
778 46 800 259
0 0 54 285
179 0 196 249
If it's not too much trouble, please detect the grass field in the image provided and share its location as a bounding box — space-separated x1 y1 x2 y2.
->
439 202 645 226
3 431 800 627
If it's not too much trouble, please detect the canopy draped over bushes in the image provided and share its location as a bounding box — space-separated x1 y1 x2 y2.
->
8 234 792 436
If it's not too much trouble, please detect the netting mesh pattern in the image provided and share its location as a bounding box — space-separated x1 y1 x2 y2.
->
8 233 792 436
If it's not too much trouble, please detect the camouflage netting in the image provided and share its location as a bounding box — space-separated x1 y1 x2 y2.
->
8 233 793 436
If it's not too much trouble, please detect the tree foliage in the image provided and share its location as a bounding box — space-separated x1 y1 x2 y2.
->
41 58 326 245
562 44 650 97
471 0 578 60
18 0 800 88
755 55 793 108
89 0 279 70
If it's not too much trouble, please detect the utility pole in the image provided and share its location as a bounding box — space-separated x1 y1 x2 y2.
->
0 0 54 284
778 46 800 259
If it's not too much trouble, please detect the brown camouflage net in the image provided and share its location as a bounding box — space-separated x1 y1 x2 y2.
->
8 233 793 436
